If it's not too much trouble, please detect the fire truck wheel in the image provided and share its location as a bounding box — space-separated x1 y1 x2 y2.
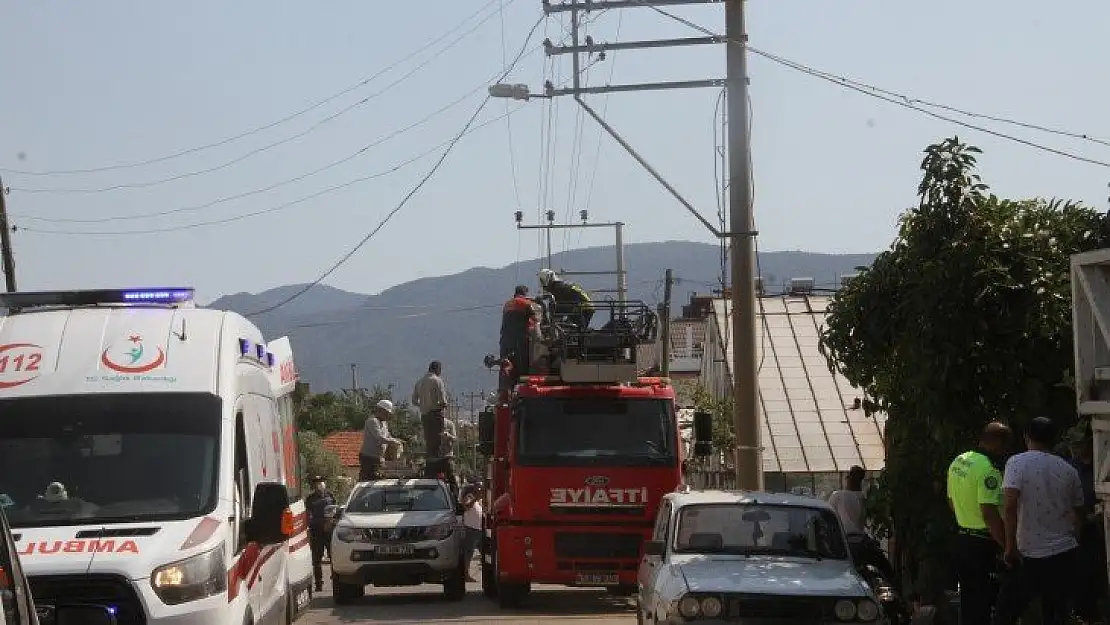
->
497 581 528 609
606 584 636 597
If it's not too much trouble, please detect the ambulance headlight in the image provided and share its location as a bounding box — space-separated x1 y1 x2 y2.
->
151 544 227 605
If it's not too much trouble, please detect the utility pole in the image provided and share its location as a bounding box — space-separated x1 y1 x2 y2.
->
726 0 762 490
348 363 360 403
660 269 674 377
0 177 17 293
490 0 763 490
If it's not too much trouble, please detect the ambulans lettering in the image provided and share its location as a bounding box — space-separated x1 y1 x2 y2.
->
549 487 649 505
18 539 140 555
279 360 296 385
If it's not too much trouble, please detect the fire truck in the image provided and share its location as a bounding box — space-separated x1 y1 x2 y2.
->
476 298 712 608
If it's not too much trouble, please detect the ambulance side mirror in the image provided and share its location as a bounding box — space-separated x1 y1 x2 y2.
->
478 409 495 457
246 482 292 545
692 411 713 457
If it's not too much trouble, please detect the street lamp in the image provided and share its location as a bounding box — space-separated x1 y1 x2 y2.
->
489 83 551 102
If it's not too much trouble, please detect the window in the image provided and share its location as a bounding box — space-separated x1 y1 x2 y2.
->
0 393 221 528
673 503 847 560
346 485 450 514
652 501 672 543
516 397 676 467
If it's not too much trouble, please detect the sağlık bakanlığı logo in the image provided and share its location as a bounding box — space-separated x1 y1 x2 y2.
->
101 335 165 374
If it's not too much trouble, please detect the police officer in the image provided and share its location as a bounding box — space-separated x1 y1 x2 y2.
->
946 421 1012 625
305 475 336 592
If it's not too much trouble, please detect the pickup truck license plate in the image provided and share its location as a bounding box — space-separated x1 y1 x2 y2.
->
377 544 414 556
576 572 619 585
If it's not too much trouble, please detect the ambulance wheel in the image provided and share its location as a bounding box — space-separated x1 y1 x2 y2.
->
332 580 363 605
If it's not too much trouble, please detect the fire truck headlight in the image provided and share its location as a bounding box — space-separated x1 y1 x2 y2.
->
151 544 227 605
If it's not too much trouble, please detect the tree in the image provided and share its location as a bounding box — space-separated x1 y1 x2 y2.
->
819 137 1110 600
297 431 351 501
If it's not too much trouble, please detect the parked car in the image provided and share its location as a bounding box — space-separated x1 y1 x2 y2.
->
1 507 116 625
636 490 886 624
328 478 466 604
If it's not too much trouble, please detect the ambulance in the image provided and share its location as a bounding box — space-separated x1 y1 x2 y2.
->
0 288 313 625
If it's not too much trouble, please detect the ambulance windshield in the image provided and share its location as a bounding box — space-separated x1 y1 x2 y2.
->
515 397 676 467
0 393 221 528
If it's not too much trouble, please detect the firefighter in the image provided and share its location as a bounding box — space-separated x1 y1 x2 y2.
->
538 269 595 329
499 285 539 379
946 421 1012 625
305 475 336 592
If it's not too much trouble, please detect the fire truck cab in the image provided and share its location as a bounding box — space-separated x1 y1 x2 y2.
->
478 299 712 608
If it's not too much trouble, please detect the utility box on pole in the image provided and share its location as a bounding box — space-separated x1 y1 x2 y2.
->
1070 247 1110 586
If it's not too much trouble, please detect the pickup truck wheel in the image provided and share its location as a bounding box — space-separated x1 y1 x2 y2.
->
332 579 364 605
443 560 467 601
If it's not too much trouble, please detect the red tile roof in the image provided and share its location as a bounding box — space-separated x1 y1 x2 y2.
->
322 430 363 467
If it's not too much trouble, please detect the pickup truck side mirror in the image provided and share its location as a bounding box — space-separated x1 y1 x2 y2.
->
643 540 665 557
245 482 292 545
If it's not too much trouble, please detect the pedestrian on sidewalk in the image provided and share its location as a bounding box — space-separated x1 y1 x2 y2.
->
305 476 336 592
946 421 1012 625
460 483 484 583
993 417 1085 625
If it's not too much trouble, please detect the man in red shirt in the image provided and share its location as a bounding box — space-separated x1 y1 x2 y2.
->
500 285 538 381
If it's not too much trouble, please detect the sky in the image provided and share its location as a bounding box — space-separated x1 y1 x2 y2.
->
2 1 1108 304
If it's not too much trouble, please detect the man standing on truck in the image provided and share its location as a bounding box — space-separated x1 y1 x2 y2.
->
413 361 449 475
500 285 539 379
539 269 595 329
427 416 459 500
946 421 1012 625
359 400 402 481
305 476 336 592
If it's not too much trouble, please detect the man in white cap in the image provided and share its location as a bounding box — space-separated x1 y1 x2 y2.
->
359 399 402 481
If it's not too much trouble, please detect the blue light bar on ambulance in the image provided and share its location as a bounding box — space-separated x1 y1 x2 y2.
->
0 288 195 310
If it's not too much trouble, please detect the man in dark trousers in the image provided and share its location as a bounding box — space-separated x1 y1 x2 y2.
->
304 476 336 592
412 361 448 476
1069 430 1105 622
499 285 539 380
946 421 1012 625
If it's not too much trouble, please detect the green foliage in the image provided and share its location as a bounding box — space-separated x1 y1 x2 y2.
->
819 136 1110 598
296 431 351 501
675 380 735 451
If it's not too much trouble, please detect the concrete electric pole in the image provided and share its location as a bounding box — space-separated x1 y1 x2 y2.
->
660 269 674 377
0 177 17 292
495 0 763 489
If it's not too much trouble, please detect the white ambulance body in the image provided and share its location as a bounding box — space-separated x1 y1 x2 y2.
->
0 288 313 625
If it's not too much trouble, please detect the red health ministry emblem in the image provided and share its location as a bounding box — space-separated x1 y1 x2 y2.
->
101 334 165 374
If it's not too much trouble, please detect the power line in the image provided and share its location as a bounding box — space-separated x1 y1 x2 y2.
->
0 0 509 177
290 303 503 328
16 103 528 236
642 2 1110 168
9 4 510 194
14 49 543 225
245 16 547 318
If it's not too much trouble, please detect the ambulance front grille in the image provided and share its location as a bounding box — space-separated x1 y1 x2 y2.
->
28 574 145 625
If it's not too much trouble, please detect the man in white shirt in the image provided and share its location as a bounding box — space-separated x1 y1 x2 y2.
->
993 417 1085 625
460 483 484 582
828 465 867 536
359 400 402 481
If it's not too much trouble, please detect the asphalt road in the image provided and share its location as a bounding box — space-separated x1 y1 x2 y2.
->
301 561 638 625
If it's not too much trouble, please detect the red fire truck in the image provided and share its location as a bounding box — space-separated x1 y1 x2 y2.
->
477 299 712 608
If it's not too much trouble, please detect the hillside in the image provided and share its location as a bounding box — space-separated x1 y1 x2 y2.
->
209 241 876 394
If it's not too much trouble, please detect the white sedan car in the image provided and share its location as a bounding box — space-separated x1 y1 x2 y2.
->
636 490 885 624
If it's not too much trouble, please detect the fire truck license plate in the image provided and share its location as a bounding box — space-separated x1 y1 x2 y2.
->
576 572 619 585
377 544 414 556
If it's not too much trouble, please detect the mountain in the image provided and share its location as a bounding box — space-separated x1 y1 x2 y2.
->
209 241 876 395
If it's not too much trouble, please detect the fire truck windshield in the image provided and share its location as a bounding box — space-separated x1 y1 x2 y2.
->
0 393 221 528
515 396 676 467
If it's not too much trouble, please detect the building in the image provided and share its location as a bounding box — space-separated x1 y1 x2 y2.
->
699 278 887 498
637 293 713 378
321 431 363 479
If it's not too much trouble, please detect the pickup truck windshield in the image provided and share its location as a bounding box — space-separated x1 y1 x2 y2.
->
0 393 221 528
347 485 449 513
516 397 676 467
